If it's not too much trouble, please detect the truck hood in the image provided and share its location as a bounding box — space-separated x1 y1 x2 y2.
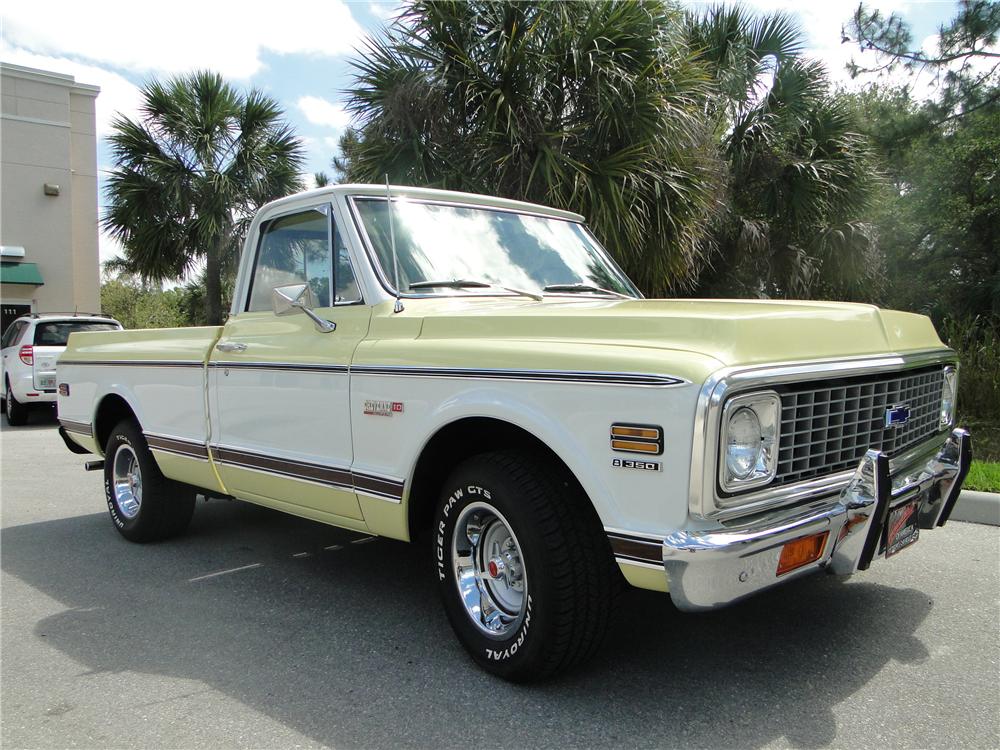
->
412 297 946 367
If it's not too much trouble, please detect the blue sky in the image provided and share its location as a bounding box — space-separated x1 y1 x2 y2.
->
0 0 967 264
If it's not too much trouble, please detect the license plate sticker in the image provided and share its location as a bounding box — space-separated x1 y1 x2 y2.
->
886 500 920 557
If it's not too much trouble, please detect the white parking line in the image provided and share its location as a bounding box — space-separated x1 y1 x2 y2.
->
351 537 376 545
188 563 262 582
324 544 343 551
292 552 311 558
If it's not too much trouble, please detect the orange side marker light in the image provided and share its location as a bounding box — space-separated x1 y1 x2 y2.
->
777 532 829 576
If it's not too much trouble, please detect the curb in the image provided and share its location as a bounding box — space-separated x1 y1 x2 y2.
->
951 490 1000 527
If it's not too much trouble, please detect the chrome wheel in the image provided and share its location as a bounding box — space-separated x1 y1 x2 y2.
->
112 444 142 519
452 502 527 637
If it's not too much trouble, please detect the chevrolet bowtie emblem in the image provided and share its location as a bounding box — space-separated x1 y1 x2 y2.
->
884 404 911 428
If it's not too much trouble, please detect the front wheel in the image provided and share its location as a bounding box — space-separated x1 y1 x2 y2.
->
434 450 616 681
103 420 196 542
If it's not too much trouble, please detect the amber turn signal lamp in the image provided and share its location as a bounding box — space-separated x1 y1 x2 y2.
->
776 532 829 576
611 425 659 440
610 439 660 453
610 423 663 455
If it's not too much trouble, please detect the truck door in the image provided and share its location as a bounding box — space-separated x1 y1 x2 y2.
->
208 203 371 523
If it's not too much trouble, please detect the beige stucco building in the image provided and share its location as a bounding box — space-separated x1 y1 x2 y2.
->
0 63 101 333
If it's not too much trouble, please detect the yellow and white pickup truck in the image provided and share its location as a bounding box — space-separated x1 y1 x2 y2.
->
57 184 971 681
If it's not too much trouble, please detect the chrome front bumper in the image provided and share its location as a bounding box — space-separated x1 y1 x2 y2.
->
661 428 972 612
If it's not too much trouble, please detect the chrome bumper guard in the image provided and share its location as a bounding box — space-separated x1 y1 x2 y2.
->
662 428 972 612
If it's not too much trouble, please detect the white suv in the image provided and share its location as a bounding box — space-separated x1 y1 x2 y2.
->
1 313 122 426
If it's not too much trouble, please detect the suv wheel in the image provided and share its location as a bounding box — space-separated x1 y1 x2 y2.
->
5 380 28 426
104 419 196 542
434 450 616 681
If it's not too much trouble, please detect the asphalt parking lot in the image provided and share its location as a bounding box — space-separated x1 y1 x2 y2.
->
2 409 998 749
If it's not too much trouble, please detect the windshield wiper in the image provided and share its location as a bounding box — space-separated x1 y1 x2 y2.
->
542 283 631 298
409 279 542 301
409 279 491 289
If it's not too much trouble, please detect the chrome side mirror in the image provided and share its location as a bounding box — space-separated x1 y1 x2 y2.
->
271 284 336 333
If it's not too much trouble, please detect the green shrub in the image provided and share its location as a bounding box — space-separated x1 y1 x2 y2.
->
938 315 1000 461
940 315 1000 423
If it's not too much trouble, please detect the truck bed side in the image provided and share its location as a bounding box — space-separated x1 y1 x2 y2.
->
57 326 224 492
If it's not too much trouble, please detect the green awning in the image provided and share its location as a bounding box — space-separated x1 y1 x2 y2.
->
0 262 44 286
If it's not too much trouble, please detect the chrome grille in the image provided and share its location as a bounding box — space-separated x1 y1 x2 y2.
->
774 367 945 487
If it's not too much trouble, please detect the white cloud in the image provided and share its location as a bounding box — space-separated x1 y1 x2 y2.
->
297 96 352 129
731 0 913 85
369 2 399 21
298 100 350 175
0 47 143 135
921 33 941 56
821 17 998 101
98 227 124 266
2 0 366 79
697 0 1000 105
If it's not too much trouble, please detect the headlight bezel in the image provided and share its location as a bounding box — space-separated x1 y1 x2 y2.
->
717 390 781 495
940 365 958 429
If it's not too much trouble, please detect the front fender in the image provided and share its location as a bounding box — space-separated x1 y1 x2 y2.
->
350 373 700 534
415 383 621 523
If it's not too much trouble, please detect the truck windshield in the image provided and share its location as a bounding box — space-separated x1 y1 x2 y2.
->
352 197 639 298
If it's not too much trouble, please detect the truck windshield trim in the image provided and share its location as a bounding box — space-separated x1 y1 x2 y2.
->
348 196 641 300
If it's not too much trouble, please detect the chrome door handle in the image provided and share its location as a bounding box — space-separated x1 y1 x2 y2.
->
215 342 247 353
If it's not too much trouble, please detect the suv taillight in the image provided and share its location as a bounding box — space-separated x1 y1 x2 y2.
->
19 345 33 365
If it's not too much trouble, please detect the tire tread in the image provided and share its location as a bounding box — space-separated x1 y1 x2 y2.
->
5 380 28 426
105 420 195 542
447 449 617 681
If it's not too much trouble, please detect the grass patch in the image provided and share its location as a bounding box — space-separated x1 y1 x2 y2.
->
959 417 1000 462
964 461 1000 493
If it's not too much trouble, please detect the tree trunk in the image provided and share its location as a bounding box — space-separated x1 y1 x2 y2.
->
205 235 223 325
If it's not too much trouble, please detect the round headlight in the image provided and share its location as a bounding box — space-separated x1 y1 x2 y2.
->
726 407 762 480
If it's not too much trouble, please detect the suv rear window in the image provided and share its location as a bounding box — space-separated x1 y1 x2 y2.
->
33 321 119 346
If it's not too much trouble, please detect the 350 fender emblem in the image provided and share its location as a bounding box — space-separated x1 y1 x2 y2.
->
612 458 661 472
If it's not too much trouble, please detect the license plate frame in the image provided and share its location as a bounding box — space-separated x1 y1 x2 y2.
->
885 499 920 557
38 375 56 389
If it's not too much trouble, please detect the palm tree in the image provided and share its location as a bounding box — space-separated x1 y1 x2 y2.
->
685 6 880 300
342 0 723 296
103 71 305 324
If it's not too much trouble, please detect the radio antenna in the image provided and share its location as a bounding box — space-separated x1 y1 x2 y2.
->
386 175 403 313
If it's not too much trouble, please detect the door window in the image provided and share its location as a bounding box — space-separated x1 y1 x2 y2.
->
1 320 26 349
247 207 364 312
334 223 362 305
248 209 331 312
2 303 31 331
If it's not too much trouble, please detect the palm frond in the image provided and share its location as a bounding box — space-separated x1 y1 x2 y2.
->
685 4 880 300
343 0 722 295
103 71 305 323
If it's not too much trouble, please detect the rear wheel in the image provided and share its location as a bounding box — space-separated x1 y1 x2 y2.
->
5 380 28 426
434 450 616 682
103 420 195 542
